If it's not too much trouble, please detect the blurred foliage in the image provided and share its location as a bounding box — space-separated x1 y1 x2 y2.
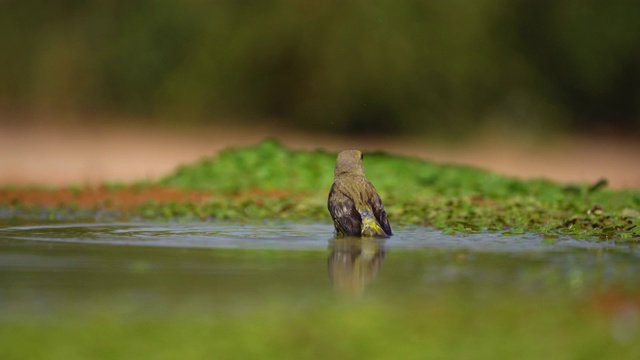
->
1 1 639 134
3 293 640 360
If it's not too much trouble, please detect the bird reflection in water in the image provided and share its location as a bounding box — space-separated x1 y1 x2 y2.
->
328 237 387 296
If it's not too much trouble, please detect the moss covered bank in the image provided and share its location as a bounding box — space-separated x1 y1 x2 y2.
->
2 140 639 241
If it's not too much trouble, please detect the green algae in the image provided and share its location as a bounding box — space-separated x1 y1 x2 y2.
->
2 139 639 241
156 140 640 241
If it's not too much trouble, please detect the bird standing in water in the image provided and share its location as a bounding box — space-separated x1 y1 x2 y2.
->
328 150 392 237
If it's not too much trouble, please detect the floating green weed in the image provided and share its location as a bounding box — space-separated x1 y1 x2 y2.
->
2 140 639 241
153 140 640 241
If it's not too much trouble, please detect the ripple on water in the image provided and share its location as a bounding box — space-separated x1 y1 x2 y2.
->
0 222 629 253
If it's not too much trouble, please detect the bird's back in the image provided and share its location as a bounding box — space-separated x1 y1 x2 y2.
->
329 175 391 237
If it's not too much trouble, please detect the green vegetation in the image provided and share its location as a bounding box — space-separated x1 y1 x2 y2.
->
155 140 639 240
2 140 639 240
1 1 639 134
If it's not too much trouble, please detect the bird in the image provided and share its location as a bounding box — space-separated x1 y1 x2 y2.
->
328 150 392 237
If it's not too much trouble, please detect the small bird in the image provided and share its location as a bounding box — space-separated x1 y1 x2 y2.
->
328 150 392 237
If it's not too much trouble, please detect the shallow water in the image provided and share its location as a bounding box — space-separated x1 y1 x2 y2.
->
0 221 629 251
1 221 639 359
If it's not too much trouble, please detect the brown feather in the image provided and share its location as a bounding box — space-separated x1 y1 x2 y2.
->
328 150 392 237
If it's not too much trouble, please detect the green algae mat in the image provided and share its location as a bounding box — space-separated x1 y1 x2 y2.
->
0 140 640 241
2 139 639 240
159 140 640 240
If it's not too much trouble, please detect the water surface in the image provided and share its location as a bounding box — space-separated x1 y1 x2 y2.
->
1 221 639 359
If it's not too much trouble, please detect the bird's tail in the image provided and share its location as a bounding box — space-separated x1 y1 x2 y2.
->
358 208 388 237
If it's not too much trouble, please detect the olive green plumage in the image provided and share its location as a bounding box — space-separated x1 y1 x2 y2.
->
328 150 393 237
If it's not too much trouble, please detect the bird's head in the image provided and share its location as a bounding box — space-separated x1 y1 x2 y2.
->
334 150 366 178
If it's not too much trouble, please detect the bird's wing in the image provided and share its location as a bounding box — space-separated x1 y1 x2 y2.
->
328 183 362 236
368 189 393 236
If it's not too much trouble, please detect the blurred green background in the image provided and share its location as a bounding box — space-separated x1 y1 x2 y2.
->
1 0 639 136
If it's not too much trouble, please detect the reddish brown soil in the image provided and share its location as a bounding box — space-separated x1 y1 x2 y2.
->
0 187 212 209
0 186 304 209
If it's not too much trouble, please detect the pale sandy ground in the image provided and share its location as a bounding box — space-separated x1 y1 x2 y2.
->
1 118 639 189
